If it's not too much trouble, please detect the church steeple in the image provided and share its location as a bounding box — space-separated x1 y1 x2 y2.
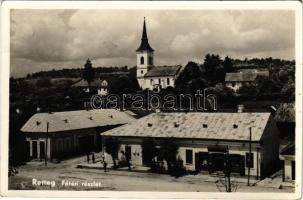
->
136 17 154 52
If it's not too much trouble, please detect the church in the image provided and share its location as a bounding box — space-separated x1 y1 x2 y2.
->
136 18 182 91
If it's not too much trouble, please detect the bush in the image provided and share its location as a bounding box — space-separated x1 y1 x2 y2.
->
36 77 52 88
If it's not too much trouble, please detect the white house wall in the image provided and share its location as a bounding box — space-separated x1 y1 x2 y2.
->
119 144 143 165
226 82 243 91
139 76 176 90
25 128 99 160
178 145 260 177
283 156 295 182
106 137 263 178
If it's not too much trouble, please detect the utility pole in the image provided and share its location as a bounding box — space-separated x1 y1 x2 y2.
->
247 127 252 186
45 122 49 166
227 146 231 192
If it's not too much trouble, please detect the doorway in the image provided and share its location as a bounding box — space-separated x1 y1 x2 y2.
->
25 141 30 161
78 135 95 154
32 141 37 159
40 141 45 159
195 152 209 172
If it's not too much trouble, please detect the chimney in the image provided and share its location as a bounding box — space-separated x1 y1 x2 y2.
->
269 105 277 115
237 105 244 113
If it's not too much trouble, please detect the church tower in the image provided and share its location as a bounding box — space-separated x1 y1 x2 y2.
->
136 18 154 88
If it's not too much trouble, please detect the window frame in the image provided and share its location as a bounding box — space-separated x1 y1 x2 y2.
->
186 149 193 164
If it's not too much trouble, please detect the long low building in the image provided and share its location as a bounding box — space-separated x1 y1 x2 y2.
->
21 109 135 161
280 143 295 182
101 112 280 179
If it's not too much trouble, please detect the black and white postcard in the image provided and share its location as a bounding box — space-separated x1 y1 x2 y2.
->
0 1 302 199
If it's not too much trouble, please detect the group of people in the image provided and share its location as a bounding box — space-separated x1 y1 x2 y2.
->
86 152 108 172
86 152 132 172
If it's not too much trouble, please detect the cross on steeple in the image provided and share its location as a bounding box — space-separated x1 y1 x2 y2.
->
136 17 154 52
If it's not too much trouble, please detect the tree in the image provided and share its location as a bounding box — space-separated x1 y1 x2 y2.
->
175 61 207 93
82 59 95 92
111 75 139 94
281 80 295 101
256 77 280 94
238 83 258 99
203 54 224 85
207 83 238 109
36 77 52 88
159 139 179 173
223 56 234 73
186 78 209 94
104 137 120 169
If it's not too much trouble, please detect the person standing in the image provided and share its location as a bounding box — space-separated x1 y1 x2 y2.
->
101 153 107 172
103 161 108 172
86 153 90 163
92 153 95 163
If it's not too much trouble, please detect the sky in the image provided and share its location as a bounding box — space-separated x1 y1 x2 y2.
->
10 9 295 78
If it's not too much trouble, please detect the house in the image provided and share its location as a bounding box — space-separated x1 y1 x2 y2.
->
101 112 280 179
280 143 295 182
225 69 269 91
72 78 111 96
72 72 130 96
21 109 135 161
136 18 182 91
72 79 102 94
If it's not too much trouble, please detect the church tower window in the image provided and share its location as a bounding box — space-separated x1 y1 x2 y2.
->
141 56 144 64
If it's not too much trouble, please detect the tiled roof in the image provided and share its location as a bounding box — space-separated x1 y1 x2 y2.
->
102 112 271 141
280 143 295 156
21 109 136 133
144 66 182 78
72 79 101 87
225 70 269 82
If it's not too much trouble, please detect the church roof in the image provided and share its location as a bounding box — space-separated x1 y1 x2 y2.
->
144 65 182 78
136 18 154 52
